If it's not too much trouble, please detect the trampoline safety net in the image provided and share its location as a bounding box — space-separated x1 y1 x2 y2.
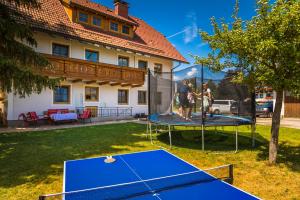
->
148 65 254 126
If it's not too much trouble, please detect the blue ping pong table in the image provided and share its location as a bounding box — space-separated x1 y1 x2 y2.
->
63 149 260 200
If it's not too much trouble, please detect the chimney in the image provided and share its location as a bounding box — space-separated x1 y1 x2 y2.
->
114 0 129 18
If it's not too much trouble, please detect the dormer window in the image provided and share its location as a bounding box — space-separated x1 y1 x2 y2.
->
122 25 130 35
110 22 119 32
92 16 101 27
79 12 88 23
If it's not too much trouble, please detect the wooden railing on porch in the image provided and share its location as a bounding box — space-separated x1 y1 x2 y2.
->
41 54 146 86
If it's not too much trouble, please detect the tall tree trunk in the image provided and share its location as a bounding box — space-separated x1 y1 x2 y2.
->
269 90 283 165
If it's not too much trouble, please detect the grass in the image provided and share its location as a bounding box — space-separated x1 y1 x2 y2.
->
0 123 299 200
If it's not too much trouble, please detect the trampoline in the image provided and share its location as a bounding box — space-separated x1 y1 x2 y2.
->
147 64 256 152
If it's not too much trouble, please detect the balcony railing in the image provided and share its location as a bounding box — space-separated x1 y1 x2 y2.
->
41 54 146 86
76 107 133 118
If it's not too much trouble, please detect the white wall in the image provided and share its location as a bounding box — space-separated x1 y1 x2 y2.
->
8 81 148 120
33 32 173 72
7 32 174 120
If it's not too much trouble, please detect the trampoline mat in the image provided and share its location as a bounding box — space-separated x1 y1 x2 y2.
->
149 113 252 126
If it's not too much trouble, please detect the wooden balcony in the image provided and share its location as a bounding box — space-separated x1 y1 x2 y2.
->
41 54 146 87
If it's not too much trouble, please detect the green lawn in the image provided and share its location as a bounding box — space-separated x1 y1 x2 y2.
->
0 123 299 200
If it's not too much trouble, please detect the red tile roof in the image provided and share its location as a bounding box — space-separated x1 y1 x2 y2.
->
70 0 138 26
11 0 188 63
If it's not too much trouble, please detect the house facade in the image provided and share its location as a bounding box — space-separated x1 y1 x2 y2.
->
1 0 187 126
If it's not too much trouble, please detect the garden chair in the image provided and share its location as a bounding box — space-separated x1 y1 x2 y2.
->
78 110 92 123
18 113 38 127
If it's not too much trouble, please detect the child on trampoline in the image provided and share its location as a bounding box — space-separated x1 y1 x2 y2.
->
187 83 195 120
195 83 214 118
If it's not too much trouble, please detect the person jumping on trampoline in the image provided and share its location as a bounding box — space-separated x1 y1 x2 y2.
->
195 83 214 118
203 83 214 117
187 82 195 120
178 80 189 119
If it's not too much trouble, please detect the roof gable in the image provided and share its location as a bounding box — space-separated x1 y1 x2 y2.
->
9 0 188 63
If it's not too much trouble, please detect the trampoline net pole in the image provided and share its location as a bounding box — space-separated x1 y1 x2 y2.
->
149 123 153 144
202 125 205 151
168 125 172 149
235 125 238 152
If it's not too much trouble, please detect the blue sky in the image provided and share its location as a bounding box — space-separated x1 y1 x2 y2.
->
92 0 257 69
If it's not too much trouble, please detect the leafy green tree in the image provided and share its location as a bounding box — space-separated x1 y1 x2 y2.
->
196 0 300 164
0 0 59 97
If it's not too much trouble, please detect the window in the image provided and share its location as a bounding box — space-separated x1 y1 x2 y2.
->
154 63 162 74
52 43 69 57
138 91 147 105
122 25 130 34
110 22 119 32
118 56 129 67
79 12 88 23
92 16 101 27
266 93 273 98
156 92 162 105
214 100 228 105
53 86 70 104
118 89 128 104
85 87 99 101
85 49 99 62
138 60 148 69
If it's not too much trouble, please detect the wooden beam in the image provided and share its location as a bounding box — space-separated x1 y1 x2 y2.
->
84 80 97 84
121 83 131 87
98 81 109 86
72 79 82 83
131 84 143 88
110 82 120 86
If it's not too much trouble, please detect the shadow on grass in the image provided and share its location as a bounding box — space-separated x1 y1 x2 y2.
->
256 142 300 172
156 127 300 172
156 129 267 152
0 123 148 189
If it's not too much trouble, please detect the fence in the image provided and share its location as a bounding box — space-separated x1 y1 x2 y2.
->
284 95 300 118
76 107 133 118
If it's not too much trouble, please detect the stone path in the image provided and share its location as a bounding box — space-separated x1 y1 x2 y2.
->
0 119 142 133
257 118 300 129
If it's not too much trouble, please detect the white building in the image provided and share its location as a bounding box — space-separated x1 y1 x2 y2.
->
2 0 187 126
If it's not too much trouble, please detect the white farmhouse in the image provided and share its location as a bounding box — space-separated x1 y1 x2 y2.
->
2 0 187 126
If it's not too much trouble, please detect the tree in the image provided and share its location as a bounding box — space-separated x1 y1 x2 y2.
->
0 0 60 97
195 0 300 164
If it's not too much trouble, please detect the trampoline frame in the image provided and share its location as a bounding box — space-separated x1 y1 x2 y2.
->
147 117 254 153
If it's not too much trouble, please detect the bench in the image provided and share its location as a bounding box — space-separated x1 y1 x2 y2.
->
47 109 78 124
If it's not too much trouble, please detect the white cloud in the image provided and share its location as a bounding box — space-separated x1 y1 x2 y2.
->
173 75 179 81
187 67 197 76
183 12 198 44
197 42 208 48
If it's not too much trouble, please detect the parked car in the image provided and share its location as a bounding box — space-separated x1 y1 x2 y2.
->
256 101 273 118
230 100 252 116
212 100 236 114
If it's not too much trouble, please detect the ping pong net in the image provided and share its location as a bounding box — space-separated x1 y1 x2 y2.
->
39 164 233 200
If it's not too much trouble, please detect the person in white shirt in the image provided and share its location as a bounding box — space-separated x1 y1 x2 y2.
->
195 83 214 118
